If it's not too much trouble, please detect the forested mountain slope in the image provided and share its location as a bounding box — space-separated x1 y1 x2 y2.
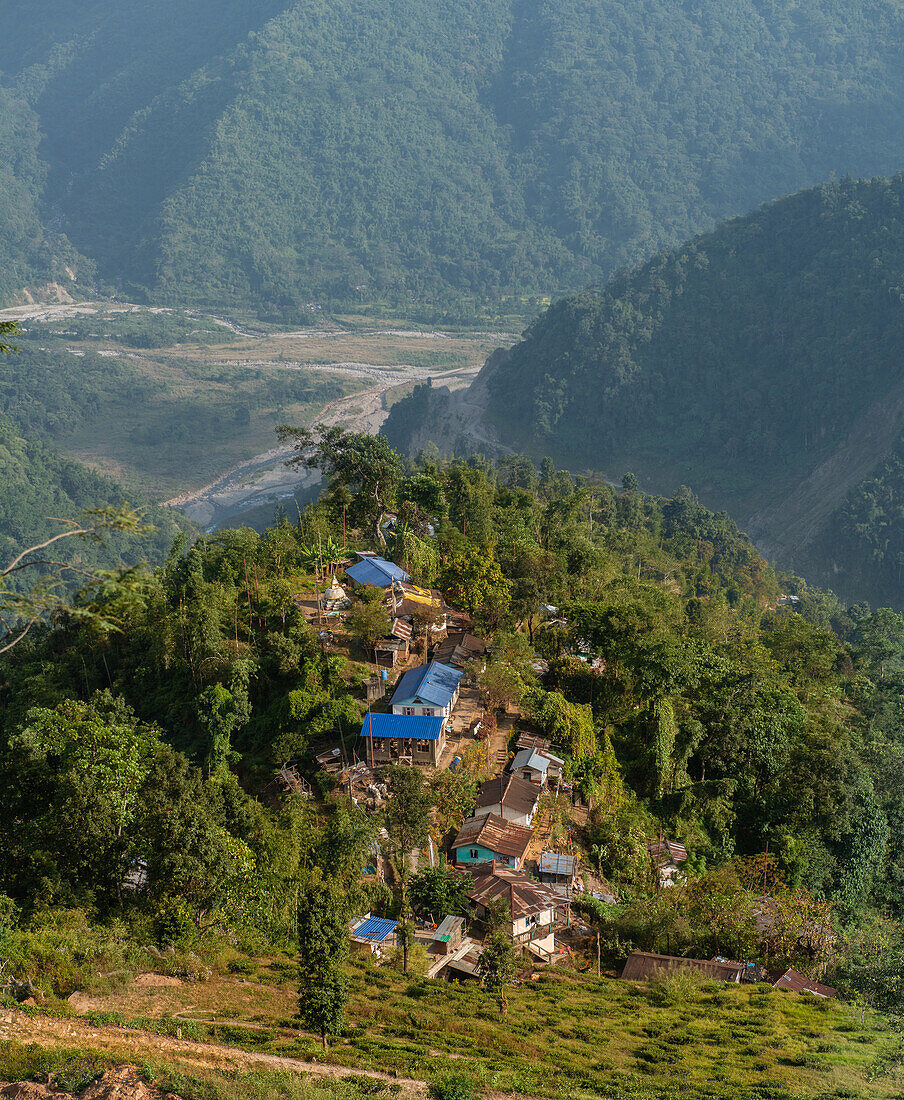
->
5 2 904 308
0 416 186 584
384 177 904 605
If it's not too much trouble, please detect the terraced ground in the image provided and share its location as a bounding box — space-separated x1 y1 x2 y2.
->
2 954 901 1100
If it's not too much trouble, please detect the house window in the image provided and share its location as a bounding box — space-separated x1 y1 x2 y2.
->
401 707 416 716
469 849 479 860
422 708 434 716
416 739 430 753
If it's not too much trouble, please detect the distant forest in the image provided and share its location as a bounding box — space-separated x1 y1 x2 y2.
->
385 178 904 606
4 1 904 309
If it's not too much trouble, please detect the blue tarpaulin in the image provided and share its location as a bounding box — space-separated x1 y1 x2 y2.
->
346 556 410 588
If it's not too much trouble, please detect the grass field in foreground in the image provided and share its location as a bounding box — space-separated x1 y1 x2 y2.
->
8 949 903 1100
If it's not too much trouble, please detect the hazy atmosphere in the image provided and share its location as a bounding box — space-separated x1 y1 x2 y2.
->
4 4 904 1099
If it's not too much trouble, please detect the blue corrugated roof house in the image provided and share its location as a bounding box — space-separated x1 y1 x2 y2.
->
359 713 445 741
359 711 447 765
345 553 410 588
391 661 463 712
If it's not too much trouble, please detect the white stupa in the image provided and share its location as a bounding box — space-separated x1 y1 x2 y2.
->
323 577 348 609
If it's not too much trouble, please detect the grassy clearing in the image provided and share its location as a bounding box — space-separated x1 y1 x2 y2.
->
13 947 904 1100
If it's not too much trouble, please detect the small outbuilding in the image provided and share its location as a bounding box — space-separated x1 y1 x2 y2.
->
538 852 576 884
346 553 410 589
510 746 564 786
771 968 837 998
431 915 465 957
647 839 688 887
349 914 399 956
620 951 745 983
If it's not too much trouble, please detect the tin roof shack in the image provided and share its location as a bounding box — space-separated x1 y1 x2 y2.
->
466 865 561 958
538 852 577 898
510 747 564 786
620 951 745 983
453 814 533 869
771 968 837 998
431 915 465 956
374 638 408 668
432 632 487 670
647 839 688 887
346 553 411 589
474 774 541 827
315 747 344 774
360 712 446 766
349 915 399 960
391 661 463 724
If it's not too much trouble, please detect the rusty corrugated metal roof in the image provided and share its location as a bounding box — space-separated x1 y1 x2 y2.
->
771 968 837 998
620 951 744 982
465 865 560 920
453 814 533 860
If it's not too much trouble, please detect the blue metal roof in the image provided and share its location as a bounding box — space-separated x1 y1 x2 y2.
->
352 916 399 941
359 712 445 740
391 661 464 709
345 556 410 588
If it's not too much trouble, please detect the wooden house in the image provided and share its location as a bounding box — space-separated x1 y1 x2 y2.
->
359 712 447 766
465 865 560 957
473 774 541 827
452 814 533 869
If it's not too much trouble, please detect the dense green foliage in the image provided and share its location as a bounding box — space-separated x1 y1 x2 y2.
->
0 415 185 584
445 177 904 604
9 438 904 1068
6 2 904 308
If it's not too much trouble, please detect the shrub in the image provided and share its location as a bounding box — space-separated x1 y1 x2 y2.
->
428 1074 478 1100
647 968 706 1006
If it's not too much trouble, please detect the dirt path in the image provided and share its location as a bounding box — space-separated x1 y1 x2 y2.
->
0 1009 547 1100
1 1008 426 1095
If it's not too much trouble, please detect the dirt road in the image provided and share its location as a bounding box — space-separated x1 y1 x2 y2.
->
0 1008 547 1100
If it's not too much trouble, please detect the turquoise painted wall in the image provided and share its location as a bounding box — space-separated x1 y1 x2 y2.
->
454 844 516 867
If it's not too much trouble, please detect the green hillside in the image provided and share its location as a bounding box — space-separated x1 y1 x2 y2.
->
427 176 904 605
4 446 904 1095
0 414 187 584
5 2 904 308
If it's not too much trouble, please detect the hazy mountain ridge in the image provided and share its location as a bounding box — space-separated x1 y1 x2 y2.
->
384 177 904 605
5 1 904 308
